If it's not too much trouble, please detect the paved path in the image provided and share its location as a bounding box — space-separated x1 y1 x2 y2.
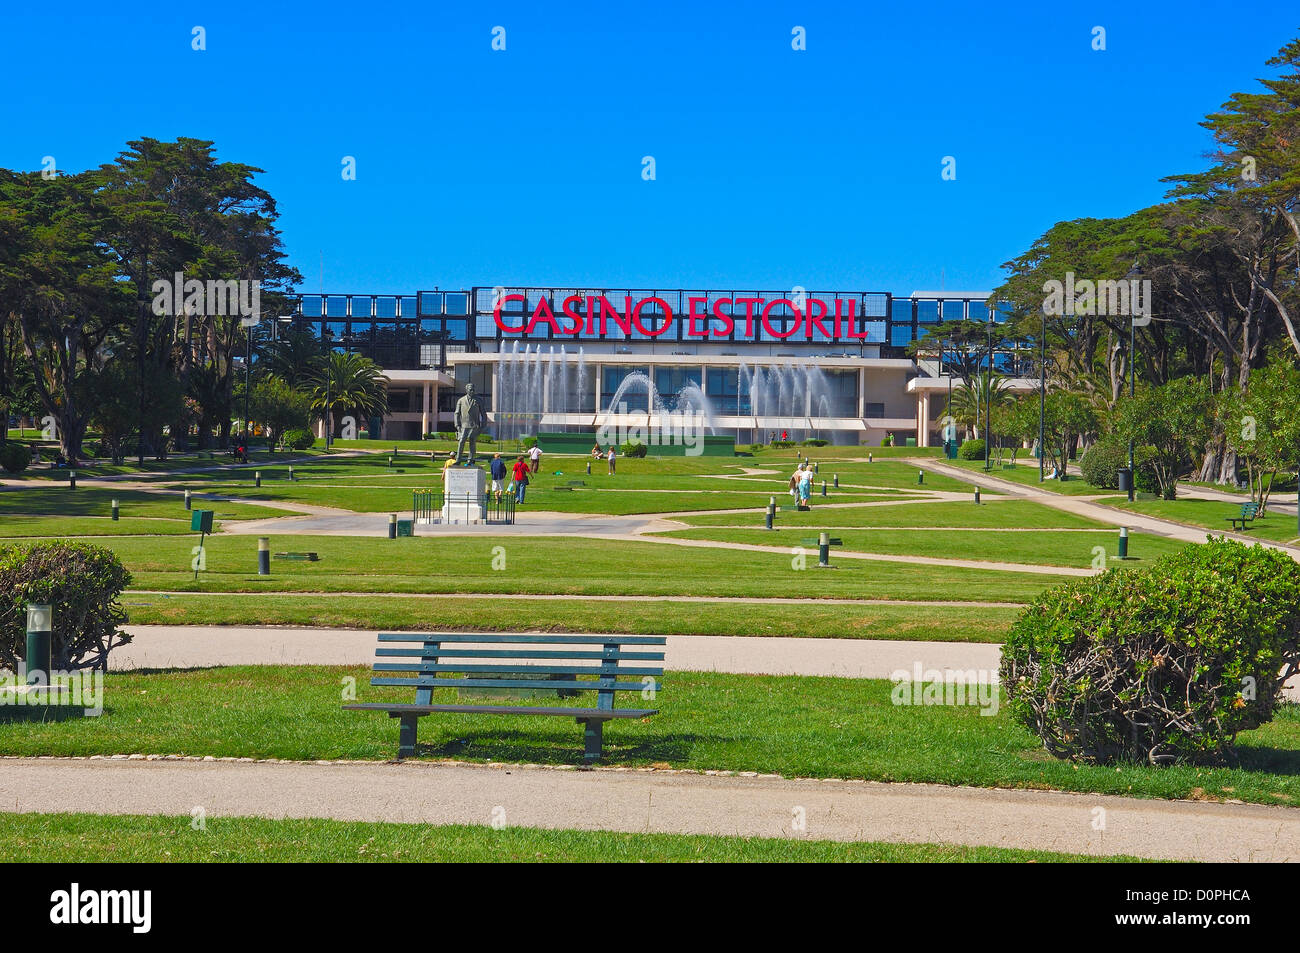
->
916 459 1300 554
113 625 1003 678
2 757 1295 861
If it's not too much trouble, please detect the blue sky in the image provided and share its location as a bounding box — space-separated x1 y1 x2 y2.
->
2 1 1294 295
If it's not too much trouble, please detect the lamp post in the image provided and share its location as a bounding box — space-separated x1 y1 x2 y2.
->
1126 263 1142 502
984 315 994 472
322 328 333 449
1039 305 1047 483
244 322 255 453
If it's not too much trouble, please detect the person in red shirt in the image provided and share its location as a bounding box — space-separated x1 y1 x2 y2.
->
511 456 530 503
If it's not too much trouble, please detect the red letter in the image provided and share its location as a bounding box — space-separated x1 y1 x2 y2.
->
735 297 763 337
526 296 562 335
762 300 803 340
686 297 710 337
495 293 527 333
710 298 735 337
596 296 632 336
805 298 831 339
560 296 584 335
838 298 867 339
633 297 674 337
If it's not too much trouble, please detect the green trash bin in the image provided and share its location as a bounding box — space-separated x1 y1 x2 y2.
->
395 519 414 537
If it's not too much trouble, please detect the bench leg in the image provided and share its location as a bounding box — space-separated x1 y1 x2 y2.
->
580 719 603 764
395 714 419 759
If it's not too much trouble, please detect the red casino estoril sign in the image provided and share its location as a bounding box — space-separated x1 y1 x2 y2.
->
492 293 874 340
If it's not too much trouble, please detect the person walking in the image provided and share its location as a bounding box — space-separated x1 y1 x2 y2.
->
511 455 530 504
529 441 542 474
606 445 616 475
489 452 507 501
799 462 814 509
789 462 802 500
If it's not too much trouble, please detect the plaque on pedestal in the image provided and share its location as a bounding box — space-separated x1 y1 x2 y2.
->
442 466 486 523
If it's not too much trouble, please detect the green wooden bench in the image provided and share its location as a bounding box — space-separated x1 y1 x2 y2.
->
274 552 319 561
344 632 665 763
1227 501 1259 531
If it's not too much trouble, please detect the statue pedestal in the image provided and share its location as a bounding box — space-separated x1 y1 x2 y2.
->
442 466 486 524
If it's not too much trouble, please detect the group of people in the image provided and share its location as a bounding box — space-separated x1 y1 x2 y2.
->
591 444 616 474
482 442 617 504
790 461 814 509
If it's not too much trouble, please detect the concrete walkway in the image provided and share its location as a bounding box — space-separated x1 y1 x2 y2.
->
2 757 1295 861
112 625 1003 678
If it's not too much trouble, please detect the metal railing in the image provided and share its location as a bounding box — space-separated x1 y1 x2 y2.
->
413 490 515 524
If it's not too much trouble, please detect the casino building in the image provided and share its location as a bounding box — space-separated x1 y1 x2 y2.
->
285 286 1031 447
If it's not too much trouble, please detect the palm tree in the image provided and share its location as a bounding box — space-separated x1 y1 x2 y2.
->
307 351 388 437
944 371 1013 439
264 326 326 389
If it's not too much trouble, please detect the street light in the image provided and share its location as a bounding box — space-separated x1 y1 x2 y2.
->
984 314 994 472
322 327 333 449
1125 262 1142 502
1039 304 1047 483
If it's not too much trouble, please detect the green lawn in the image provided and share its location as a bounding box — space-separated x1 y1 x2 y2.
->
1107 497 1300 545
121 593 1021 641
8 665 1300 808
96 534 1077 601
675 499 1111 529
652 527 1187 569
941 458 1106 496
0 517 199 537
0 813 1134 862
0 486 284 520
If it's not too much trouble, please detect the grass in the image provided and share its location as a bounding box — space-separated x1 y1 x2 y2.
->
675 499 1110 529
94 534 1078 601
0 517 198 537
120 593 1022 641
0 487 284 521
1107 497 1300 545
652 527 1188 569
0 812 1135 862
8 665 1300 808
941 458 1105 496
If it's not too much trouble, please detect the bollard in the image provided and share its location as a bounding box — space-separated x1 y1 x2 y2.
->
1118 527 1129 559
821 480 827 497
818 532 830 568
388 456 394 468
288 466 294 482
254 471 262 487
68 470 76 490
111 499 119 521
917 470 924 485
974 487 981 505
388 513 397 540
868 453 872 464
587 460 592 475
25 604 52 688
257 537 270 575
834 474 839 489
814 462 819 474
184 489 192 510
766 496 775 531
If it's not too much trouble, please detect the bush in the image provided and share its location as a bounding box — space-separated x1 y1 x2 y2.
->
769 440 795 449
620 441 648 458
957 438 985 460
881 434 894 447
522 436 538 450
0 442 33 474
802 438 829 447
476 434 493 444
748 443 765 454
0 541 133 671
281 428 315 451
1000 538 1300 765
1079 433 1159 494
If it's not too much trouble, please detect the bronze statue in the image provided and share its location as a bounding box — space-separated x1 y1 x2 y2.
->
454 383 486 464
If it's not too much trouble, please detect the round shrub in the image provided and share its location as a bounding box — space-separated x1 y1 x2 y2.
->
802 438 829 447
769 440 795 449
281 428 315 451
0 442 33 474
957 438 985 460
619 441 648 458
1000 538 1300 765
0 541 133 672
1080 433 1158 493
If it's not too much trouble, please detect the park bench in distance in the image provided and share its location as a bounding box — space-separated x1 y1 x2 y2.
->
345 633 665 763
1226 501 1259 531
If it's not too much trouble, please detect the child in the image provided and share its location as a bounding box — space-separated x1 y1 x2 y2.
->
607 446 616 475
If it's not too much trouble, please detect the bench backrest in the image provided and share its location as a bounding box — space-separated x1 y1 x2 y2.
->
369 633 665 711
1242 502 1259 517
